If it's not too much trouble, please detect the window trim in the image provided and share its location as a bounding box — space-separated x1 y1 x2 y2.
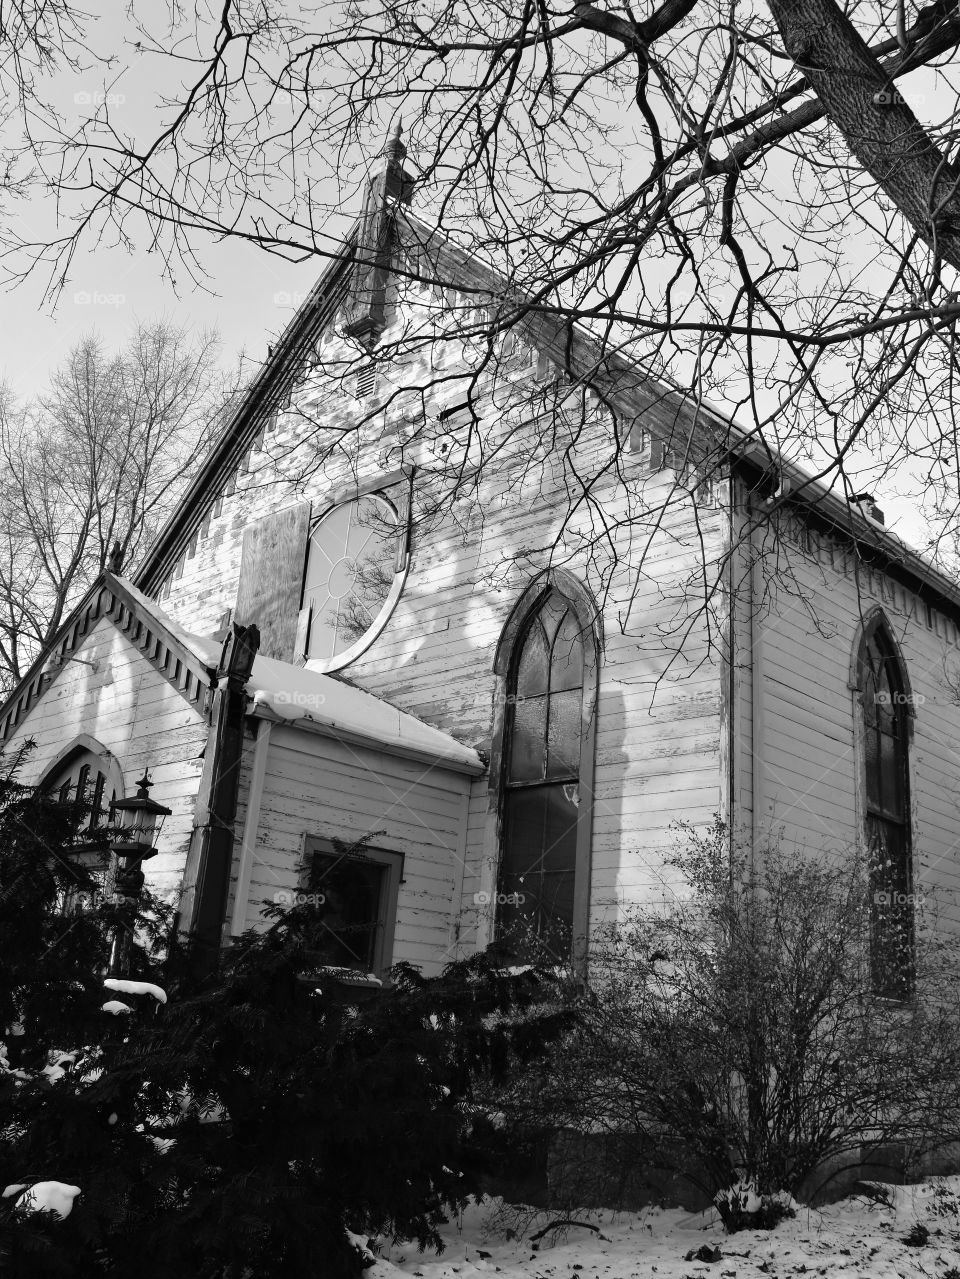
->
300 835 405 975
300 474 412 673
850 608 915 1000
489 569 601 972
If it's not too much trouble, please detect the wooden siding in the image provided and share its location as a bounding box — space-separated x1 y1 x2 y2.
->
227 722 473 974
152 252 734 954
1 618 208 904
741 505 960 935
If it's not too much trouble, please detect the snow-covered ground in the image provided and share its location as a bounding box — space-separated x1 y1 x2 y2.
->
367 1179 960 1279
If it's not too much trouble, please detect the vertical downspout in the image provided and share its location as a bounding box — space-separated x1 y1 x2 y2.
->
749 498 765 872
725 469 737 873
182 623 260 969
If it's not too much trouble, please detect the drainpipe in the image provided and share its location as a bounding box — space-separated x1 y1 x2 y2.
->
181 622 260 971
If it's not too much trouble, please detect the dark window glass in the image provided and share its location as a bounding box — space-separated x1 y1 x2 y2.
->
509 696 548 782
546 689 582 778
499 590 586 961
90 773 107 831
515 623 550 697
861 628 912 999
44 753 117 912
308 853 386 972
550 612 584 692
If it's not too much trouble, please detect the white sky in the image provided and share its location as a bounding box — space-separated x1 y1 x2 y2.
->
0 3 337 401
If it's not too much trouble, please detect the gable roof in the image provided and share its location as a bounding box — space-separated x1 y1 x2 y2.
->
0 573 217 747
130 198 960 625
0 573 483 775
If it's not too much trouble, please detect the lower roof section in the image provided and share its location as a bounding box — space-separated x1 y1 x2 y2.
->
246 654 485 775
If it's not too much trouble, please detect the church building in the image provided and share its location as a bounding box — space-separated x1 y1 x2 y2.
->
4 128 960 999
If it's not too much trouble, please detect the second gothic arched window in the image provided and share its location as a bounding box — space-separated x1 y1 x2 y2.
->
860 622 913 999
498 589 586 962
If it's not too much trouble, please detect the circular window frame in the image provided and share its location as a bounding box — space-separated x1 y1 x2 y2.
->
302 492 409 674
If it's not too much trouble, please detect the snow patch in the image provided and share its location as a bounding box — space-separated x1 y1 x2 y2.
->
12 1182 81 1220
101 1000 133 1015
103 978 167 1004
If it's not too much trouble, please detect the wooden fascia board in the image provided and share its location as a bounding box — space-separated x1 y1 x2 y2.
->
0 574 218 746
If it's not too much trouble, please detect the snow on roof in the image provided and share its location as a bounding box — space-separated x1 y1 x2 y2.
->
246 653 484 774
113 576 221 669
112 580 483 775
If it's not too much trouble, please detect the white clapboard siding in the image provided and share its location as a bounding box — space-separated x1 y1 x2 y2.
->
2 618 207 903
228 723 472 974
751 526 960 936
151 251 731 956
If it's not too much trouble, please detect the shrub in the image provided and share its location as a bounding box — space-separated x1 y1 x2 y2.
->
515 820 960 1212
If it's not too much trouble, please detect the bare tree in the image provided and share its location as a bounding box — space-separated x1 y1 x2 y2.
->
0 323 228 690
2 1 959 623
1 2 960 670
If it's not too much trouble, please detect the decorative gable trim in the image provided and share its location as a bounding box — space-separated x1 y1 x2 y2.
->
0 573 217 746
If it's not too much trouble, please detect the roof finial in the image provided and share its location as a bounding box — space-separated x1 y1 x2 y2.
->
381 115 406 163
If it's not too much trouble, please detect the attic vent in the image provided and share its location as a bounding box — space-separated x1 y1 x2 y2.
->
356 362 378 400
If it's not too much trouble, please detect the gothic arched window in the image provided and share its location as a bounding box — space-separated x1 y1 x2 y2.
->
859 618 913 999
41 744 123 910
495 579 598 966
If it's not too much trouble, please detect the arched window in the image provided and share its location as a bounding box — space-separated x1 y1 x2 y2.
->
41 744 123 911
301 492 407 670
858 618 913 999
494 577 598 967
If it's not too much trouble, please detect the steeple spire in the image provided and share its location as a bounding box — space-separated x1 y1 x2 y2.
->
381 116 406 163
342 120 415 347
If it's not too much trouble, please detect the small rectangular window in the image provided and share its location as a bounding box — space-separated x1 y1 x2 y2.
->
301 837 403 976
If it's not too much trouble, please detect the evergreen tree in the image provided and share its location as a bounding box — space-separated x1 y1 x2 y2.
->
1 806 575 1278
0 741 173 1274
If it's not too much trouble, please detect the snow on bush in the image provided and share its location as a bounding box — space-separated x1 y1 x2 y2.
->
103 977 167 1004
714 1181 798 1232
9 1181 81 1220
102 999 134 1015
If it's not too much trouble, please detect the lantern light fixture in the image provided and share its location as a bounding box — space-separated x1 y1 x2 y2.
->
109 771 171 862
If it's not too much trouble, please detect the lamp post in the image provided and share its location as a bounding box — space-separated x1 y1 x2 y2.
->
108 771 171 976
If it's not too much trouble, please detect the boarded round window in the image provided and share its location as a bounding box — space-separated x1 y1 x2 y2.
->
302 493 403 667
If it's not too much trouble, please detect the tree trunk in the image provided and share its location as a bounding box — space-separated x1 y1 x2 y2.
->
765 0 960 274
